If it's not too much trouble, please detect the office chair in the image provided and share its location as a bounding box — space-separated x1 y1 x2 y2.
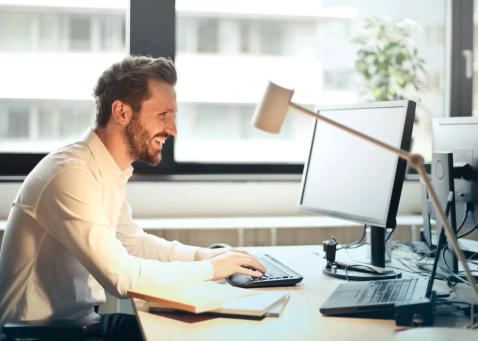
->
1 318 101 341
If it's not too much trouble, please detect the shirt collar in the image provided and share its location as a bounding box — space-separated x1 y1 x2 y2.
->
83 128 134 183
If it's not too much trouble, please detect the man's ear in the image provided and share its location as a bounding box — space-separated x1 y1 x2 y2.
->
111 100 132 126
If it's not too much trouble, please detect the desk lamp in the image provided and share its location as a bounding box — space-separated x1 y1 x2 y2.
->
252 81 478 303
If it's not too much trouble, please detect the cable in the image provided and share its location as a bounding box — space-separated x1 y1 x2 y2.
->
411 225 457 283
442 248 478 277
469 252 478 261
342 263 396 282
389 258 424 275
416 262 449 281
336 239 361 263
456 208 469 235
336 225 367 250
468 252 478 266
333 233 464 280
388 242 444 278
389 242 430 275
458 222 478 239
385 225 396 243
415 247 438 261
332 238 403 280
441 247 471 287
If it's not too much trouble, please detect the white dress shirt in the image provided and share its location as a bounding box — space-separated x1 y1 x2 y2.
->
0 129 214 323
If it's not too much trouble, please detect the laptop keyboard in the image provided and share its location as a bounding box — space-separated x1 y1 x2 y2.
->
357 278 417 304
227 254 303 288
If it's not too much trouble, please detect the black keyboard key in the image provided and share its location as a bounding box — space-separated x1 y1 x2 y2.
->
389 281 403 302
362 287 375 303
371 292 381 303
406 279 417 300
381 287 392 302
375 282 388 302
396 280 412 301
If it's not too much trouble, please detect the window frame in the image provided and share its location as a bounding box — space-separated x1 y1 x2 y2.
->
0 0 473 180
448 0 473 116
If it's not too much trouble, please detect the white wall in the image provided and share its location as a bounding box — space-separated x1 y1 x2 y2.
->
0 180 422 219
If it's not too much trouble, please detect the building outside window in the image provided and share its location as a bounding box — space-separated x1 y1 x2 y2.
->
0 0 127 154
0 0 450 174
174 0 446 165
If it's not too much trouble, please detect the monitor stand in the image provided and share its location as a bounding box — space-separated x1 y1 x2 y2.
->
323 225 402 281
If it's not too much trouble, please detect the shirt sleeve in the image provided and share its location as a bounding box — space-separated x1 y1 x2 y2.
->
116 199 200 262
37 165 214 298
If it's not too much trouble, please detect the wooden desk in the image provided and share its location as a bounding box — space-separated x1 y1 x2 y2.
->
132 245 400 341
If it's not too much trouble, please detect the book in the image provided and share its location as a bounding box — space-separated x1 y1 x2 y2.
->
263 293 290 317
148 291 290 317
127 281 255 314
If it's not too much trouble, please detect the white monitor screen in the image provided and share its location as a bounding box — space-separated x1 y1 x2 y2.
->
299 101 412 227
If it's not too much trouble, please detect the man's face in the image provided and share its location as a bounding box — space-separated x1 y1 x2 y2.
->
125 79 177 165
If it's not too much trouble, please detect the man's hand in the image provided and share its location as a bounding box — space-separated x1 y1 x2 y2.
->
194 247 229 261
195 248 266 281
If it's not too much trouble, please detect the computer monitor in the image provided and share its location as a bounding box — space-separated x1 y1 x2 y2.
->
423 117 478 276
299 100 415 280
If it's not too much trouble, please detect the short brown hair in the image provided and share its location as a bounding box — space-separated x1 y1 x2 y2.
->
93 55 177 127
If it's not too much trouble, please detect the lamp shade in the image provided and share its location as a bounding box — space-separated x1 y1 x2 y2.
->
251 81 294 134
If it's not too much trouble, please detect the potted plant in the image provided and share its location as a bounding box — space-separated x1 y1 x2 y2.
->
352 17 425 108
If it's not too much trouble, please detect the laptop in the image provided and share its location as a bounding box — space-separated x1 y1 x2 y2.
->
320 246 439 318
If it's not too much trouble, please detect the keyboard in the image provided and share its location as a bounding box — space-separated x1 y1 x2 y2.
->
226 254 303 288
357 278 418 304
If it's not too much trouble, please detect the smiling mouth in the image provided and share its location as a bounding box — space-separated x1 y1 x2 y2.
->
153 136 167 149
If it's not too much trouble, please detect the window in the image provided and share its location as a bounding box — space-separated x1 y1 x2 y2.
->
174 0 447 167
0 12 32 51
473 0 478 116
69 15 91 51
5 105 29 139
0 1 127 160
1 0 474 178
197 19 218 53
39 14 59 51
100 15 126 51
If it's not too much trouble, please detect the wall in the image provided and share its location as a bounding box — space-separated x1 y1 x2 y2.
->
0 180 422 220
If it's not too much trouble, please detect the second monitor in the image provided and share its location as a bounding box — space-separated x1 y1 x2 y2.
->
420 116 478 278
299 100 415 280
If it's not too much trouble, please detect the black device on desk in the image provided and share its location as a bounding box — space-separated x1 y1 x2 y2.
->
227 254 303 288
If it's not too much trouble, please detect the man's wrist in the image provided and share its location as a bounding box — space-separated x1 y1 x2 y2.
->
194 247 207 261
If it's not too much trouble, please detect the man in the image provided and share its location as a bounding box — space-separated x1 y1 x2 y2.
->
0 56 265 340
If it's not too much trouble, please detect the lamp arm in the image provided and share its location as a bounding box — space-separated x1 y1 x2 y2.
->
289 101 478 303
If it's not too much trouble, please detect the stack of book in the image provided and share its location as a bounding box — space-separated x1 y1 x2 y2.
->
127 281 289 318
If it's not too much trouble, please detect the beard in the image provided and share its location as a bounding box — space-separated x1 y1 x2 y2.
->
124 114 161 165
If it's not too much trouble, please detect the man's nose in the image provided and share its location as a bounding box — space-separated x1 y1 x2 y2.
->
166 118 177 137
